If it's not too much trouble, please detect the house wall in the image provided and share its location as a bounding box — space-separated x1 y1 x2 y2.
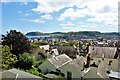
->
39 60 56 73
59 64 82 79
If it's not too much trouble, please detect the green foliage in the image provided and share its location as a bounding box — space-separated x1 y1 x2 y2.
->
55 41 81 47
39 42 48 45
2 30 31 55
30 42 47 48
26 67 40 76
26 32 44 36
2 45 18 70
30 43 40 48
55 42 71 46
68 31 101 36
15 52 38 70
37 48 47 60
17 67 44 77
53 75 62 80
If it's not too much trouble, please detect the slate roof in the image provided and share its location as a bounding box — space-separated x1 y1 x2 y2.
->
48 54 72 68
2 69 42 80
83 67 102 79
97 61 109 79
83 58 112 79
69 56 86 73
88 46 117 58
52 46 78 59
91 58 119 72
83 62 109 79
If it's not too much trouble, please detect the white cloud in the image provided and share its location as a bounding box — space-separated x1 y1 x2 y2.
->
41 14 53 20
58 0 119 26
78 22 97 28
84 0 119 26
32 0 119 28
60 21 97 31
58 7 90 21
24 13 29 16
17 11 23 14
60 22 74 27
32 0 84 13
87 12 118 26
21 19 45 23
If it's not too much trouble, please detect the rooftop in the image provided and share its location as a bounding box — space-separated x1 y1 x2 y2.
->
88 46 117 58
69 56 86 73
48 54 72 68
2 69 42 79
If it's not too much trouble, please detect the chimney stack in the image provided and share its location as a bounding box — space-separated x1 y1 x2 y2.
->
107 60 112 74
85 54 91 68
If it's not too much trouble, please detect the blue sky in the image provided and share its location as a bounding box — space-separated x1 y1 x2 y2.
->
1 0 119 34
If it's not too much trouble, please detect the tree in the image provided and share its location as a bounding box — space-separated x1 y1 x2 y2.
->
2 45 18 69
15 52 39 70
2 30 31 55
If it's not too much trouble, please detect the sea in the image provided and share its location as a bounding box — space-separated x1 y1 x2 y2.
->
26 35 50 39
0 35 51 39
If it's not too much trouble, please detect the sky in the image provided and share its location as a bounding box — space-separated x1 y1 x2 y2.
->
1 0 119 34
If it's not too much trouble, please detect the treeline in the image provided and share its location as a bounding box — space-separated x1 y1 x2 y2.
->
26 31 119 37
1 30 45 77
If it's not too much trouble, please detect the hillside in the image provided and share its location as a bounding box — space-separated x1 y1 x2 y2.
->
25 31 119 37
26 32 45 36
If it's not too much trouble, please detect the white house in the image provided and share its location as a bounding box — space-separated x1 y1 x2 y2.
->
39 54 72 73
39 45 50 51
51 48 59 57
58 56 90 79
39 54 90 79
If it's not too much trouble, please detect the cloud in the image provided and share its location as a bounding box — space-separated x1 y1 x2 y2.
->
60 22 74 27
41 14 53 20
84 0 118 26
58 7 90 21
17 11 23 14
32 0 84 13
78 22 97 28
24 13 29 16
58 0 119 26
60 21 97 31
21 19 45 23
32 0 119 27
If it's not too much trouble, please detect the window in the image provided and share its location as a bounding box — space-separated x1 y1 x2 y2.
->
67 71 72 80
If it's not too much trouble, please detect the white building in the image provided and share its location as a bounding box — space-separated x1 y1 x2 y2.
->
59 56 89 78
39 45 50 51
39 54 90 79
39 54 72 73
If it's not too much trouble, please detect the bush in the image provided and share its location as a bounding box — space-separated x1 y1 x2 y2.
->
2 30 31 55
15 52 38 70
2 45 18 70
